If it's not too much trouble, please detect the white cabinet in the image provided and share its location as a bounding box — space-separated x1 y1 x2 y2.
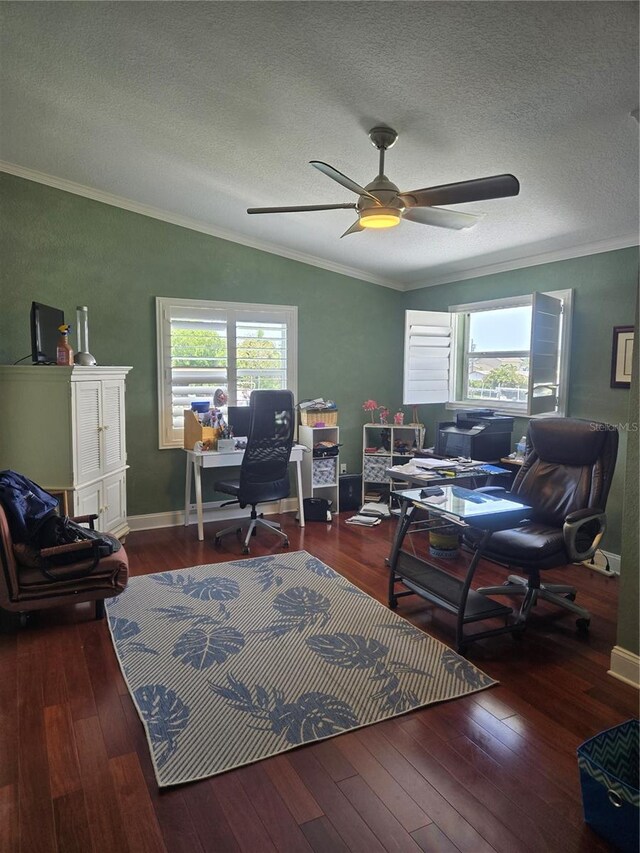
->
298 425 340 515
0 365 132 538
362 423 425 505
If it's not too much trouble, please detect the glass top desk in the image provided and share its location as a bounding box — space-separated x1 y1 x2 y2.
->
387 486 531 653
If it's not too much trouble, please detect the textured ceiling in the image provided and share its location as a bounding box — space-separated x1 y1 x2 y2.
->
1 1 638 288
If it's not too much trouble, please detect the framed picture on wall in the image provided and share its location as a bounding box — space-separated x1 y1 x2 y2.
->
610 326 634 388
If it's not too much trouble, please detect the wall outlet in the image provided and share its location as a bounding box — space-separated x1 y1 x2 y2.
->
340 463 347 474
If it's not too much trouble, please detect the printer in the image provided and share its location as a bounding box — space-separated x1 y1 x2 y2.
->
434 409 514 461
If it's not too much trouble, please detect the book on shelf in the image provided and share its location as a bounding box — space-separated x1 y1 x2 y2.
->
345 514 381 527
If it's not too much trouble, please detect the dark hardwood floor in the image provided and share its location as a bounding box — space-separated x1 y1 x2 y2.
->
1 512 637 853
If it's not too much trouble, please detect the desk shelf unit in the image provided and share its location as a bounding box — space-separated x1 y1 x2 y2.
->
361 423 425 505
299 425 340 513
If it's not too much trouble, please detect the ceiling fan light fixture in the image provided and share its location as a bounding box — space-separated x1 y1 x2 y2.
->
359 208 401 229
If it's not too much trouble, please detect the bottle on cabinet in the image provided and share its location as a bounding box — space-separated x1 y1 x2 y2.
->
56 324 74 366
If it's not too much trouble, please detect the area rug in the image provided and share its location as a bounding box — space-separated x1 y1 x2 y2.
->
106 550 496 786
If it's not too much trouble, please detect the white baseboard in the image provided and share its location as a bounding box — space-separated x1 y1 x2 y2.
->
581 550 621 575
601 550 621 574
608 645 640 689
128 498 299 532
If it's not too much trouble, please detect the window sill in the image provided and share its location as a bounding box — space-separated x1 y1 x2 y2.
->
445 400 527 417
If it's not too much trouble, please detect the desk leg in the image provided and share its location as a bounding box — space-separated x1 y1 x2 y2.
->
455 529 491 653
194 460 204 541
388 502 413 608
295 460 305 527
184 455 193 527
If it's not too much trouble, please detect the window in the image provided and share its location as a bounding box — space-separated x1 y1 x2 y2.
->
156 297 297 448
403 290 572 417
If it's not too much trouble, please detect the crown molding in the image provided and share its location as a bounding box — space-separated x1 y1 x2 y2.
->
3 161 637 294
0 161 403 291
403 233 640 291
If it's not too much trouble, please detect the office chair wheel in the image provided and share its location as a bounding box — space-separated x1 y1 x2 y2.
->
214 535 222 547
565 592 576 601
576 617 590 633
242 545 250 555
283 538 289 548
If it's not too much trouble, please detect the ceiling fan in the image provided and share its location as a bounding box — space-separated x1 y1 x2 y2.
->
247 126 520 238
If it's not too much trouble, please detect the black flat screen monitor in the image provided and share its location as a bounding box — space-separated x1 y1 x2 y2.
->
31 302 64 364
227 405 252 437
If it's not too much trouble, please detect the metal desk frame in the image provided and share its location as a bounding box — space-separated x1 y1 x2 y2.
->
387 487 531 653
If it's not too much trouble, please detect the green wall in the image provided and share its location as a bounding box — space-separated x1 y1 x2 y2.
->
402 247 639 555
0 173 402 514
617 297 639 656
1 174 636 556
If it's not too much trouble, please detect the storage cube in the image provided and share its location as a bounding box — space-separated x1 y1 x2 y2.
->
363 454 391 482
313 457 337 486
577 719 639 853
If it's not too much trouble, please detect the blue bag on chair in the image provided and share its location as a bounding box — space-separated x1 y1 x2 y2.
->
0 470 59 544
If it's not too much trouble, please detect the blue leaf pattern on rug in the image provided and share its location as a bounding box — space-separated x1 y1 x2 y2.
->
133 684 190 768
111 617 140 642
304 556 337 579
253 587 332 638
270 692 359 743
306 633 388 669
307 632 432 714
209 673 358 745
108 552 496 786
110 617 158 657
441 649 494 689
229 555 297 591
151 572 240 617
173 625 245 670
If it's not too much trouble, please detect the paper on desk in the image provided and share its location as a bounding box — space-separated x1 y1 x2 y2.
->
389 462 437 479
413 458 454 469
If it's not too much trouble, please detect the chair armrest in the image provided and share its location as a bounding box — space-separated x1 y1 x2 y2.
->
40 540 100 559
473 486 510 496
565 507 604 524
563 509 606 562
70 514 98 529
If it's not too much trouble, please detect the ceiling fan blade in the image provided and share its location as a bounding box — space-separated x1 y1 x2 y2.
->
400 174 519 208
310 161 381 204
340 220 364 238
403 206 481 230
247 203 357 214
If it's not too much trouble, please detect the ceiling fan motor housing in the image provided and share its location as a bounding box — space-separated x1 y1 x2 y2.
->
361 175 403 210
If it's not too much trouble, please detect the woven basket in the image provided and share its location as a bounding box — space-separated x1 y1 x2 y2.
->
300 409 338 426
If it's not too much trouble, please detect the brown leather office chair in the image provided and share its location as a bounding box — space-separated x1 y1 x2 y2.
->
467 417 619 632
0 504 128 627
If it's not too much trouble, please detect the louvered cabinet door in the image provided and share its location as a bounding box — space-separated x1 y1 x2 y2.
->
73 380 103 484
101 379 126 475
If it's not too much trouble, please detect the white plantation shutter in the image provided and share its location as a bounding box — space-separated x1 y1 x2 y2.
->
157 298 297 448
527 291 563 416
403 310 452 404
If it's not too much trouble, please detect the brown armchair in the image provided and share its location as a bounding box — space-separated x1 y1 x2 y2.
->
0 505 128 626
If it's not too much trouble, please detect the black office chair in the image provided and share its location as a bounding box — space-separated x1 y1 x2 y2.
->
467 417 618 632
214 390 295 554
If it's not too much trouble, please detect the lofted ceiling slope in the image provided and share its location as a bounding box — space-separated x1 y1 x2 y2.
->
1 1 638 288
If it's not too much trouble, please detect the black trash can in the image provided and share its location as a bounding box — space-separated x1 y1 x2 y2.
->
339 474 362 512
577 718 639 853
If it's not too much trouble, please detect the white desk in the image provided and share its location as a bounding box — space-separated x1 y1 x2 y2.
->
184 445 306 541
